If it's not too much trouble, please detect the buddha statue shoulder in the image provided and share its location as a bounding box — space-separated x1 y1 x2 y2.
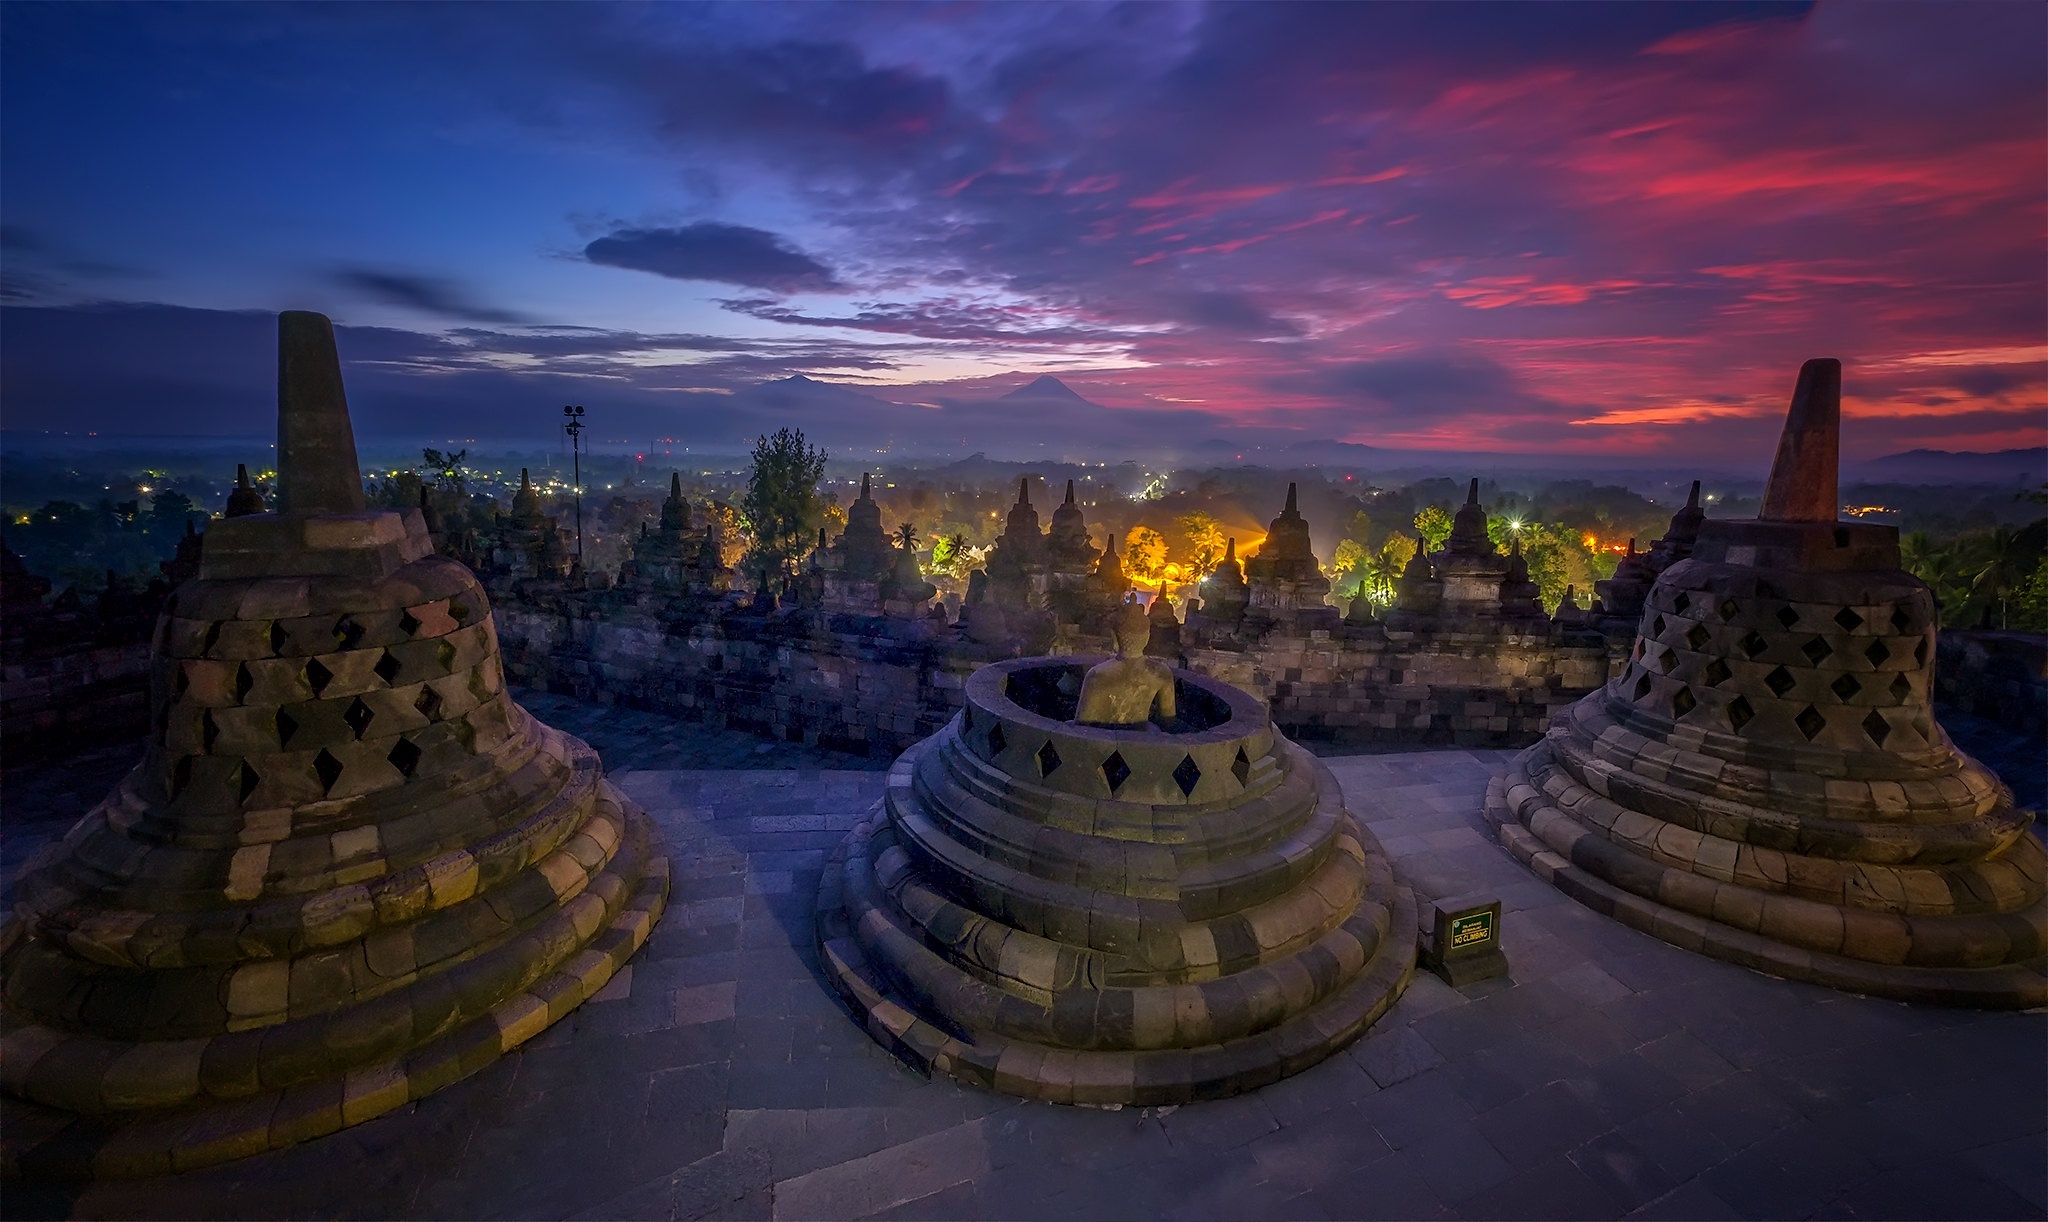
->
1076 599 1176 726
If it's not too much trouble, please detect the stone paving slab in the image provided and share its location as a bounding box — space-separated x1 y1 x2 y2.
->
4 721 2045 1220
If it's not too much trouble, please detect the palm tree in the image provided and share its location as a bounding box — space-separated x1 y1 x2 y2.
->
1965 522 2048 630
895 522 919 552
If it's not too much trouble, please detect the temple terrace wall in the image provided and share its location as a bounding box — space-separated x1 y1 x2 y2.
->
5 609 2036 768
1935 629 2048 742
1 640 153 755
490 604 1613 759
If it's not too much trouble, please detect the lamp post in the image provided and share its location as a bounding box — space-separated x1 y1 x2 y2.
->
562 405 586 563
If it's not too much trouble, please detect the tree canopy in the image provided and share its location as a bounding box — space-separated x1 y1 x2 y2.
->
740 428 828 585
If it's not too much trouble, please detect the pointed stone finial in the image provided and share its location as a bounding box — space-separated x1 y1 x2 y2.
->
1686 479 1701 510
276 311 365 515
1106 532 1118 554
1224 537 1237 562
1760 358 1842 523
1465 478 1480 506
225 462 268 518
521 468 533 489
1626 538 1637 556
861 472 872 499
671 472 683 499
1284 482 1299 514
1064 479 1076 506
1017 476 1031 506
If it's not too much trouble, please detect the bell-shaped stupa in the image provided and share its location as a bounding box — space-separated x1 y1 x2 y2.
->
0 313 669 1178
816 615 1416 1103
1488 359 2044 1006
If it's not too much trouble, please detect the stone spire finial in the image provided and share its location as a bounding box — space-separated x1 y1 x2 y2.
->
1064 479 1076 506
659 471 691 533
225 462 267 517
1465 478 1480 506
1686 479 1701 510
1284 482 1299 515
860 472 872 499
1017 476 1031 506
276 311 365 515
1224 537 1237 562
521 468 533 489
1759 358 1842 524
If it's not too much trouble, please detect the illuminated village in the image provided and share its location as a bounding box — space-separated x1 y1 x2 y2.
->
2 3 2043 1220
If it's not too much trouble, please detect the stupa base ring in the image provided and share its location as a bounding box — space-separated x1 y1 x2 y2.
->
816 805 1417 1106
1486 751 2048 1010
1 805 668 1182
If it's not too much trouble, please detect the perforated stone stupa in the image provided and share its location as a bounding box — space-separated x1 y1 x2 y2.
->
0 312 669 1178
815 620 1416 1103
1488 359 2045 1007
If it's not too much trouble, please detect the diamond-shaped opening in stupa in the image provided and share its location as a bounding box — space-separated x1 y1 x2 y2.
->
313 748 344 794
1036 739 1061 777
1101 750 1131 793
388 736 423 778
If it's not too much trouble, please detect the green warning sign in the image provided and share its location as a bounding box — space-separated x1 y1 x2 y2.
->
1448 910 1495 950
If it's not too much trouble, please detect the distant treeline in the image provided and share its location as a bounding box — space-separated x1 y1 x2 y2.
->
4 447 2044 632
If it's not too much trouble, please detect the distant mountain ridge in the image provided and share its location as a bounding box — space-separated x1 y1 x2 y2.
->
1848 447 2044 485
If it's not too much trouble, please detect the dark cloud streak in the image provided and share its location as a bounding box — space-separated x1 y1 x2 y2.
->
583 222 841 292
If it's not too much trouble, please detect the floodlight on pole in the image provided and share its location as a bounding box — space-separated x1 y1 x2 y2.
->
563 405 586 563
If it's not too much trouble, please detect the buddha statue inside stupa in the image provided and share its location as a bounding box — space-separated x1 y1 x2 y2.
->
1075 599 1176 726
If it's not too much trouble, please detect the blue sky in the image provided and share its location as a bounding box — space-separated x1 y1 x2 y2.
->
3 2 2042 460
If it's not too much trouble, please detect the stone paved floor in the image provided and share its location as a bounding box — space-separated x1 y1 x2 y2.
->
4 702 2045 1220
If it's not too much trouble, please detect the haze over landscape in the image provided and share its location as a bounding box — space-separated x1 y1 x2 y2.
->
2 1 2042 467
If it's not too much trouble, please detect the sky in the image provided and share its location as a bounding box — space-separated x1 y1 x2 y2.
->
1 1 2043 464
